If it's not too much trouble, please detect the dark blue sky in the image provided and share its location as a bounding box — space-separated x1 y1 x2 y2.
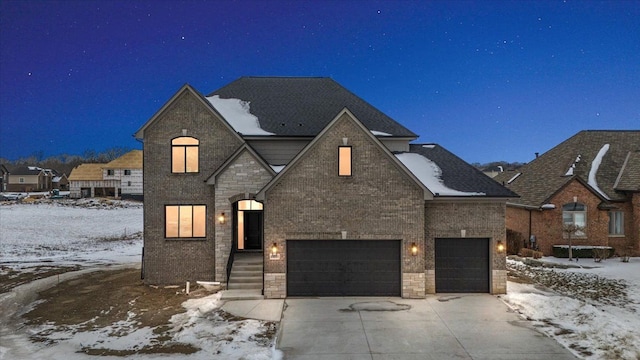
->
1 0 638 163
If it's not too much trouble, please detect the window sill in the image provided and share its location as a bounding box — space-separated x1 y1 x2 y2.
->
608 235 625 238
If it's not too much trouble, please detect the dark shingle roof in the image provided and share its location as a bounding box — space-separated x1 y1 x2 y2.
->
407 144 518 197
9 166 44 176
494 130 640 206
615 150 640 192
209 77 417 137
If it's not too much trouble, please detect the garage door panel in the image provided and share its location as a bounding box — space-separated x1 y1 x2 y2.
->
287 240 401 296
435 238 489 293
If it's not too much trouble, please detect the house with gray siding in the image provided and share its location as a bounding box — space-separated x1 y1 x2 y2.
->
135 77 517 298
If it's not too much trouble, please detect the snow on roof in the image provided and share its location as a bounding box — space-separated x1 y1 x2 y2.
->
206 95 275 136
395 153 485 196
507 172 522 184
564 155 581 176
422 144 436 149
540 203 556 209
370 130 392 136
270 165 285 173
588 144 610 200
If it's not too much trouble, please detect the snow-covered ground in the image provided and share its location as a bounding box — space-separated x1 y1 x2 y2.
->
503 256 640 360
0 201 281 360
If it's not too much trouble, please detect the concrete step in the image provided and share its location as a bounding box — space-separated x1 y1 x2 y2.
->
232 265 263 272
230 274 262 281
220 289 264 301
228 282 263 290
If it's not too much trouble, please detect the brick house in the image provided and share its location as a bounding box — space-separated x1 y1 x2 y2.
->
135 77 516 298
495 131 640 257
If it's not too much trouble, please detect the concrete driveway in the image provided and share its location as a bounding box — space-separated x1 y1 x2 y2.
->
278 294 577 360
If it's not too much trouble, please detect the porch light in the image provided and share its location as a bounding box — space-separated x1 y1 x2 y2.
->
497 240 505 253
271 243 278 255
218 212 226 224
410 243 418 256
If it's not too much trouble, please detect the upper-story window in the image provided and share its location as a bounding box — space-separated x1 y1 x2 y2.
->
562 202 586 237
124 169 132 176
338 146 352 177
107 169 115 176
172 137 199 173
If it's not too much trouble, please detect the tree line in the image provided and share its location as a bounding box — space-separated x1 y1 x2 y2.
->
0 147 135 176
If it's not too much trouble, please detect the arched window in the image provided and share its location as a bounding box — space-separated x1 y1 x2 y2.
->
562 202 586 237
172 137 199 173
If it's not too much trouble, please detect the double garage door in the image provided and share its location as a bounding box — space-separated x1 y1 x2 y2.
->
286 238 490 296
287 240 401 296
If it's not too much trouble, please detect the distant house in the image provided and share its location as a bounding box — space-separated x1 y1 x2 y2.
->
495 130 640 257
135 77 517 298
52 173 69 191
5 166 53 192
0 164 9 192
68 150 143 199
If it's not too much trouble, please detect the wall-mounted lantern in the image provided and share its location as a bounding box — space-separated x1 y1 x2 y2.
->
410 243 418 256
496 240 505 253
271 243 278 255
218 212 226 224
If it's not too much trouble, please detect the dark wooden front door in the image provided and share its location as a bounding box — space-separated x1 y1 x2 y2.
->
244 211 262 250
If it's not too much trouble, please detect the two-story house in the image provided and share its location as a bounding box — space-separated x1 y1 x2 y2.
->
135 77 517 298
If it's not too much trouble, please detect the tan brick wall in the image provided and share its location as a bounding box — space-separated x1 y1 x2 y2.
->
142 90 243 285
402 273 426 298
262 113 424 298
425 200 507 294
492 270 507 294
425 269 435 294
264 273 286 298
214 150 273 282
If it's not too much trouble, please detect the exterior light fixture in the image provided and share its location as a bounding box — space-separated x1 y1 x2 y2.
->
411 243 418 256
497 240 505 253
271 243 278 255
218 212 225 224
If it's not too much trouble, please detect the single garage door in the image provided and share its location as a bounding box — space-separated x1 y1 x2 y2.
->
435 238 489 293
287 240 401 296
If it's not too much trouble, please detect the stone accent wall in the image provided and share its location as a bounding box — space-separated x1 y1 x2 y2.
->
492 270 507 294
425 200 507 294
214 150 273 282
142 89 243 285
425 270 435 294
402 273 426 298
263 113 425 298
264 273 286 299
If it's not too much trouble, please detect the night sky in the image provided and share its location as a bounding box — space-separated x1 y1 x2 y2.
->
1 0 638 163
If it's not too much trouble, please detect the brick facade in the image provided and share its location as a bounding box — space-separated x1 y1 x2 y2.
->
214 149 274 282
262 112 425 298
424 200 508 294
506 179 639 256
142 89 243 285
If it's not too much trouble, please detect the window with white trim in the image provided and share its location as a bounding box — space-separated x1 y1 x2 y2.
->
165 205 206 238
608 211 624 235
172 137 199 173
562 202 586 237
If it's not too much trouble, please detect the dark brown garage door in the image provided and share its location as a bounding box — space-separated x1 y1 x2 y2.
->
287 240 401 296
435 238 489 293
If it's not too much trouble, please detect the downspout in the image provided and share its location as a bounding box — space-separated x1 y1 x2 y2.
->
528 209 532 244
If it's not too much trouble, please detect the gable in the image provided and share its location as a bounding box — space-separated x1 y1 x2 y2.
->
206 144 276 185
257 109 429 201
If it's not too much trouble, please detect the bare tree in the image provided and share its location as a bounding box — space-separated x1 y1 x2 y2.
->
562 223 584 261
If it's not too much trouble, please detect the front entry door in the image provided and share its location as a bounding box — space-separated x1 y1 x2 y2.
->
243 211 262 250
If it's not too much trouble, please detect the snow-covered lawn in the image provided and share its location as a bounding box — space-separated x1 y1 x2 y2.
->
0 201 280 360
503 256 640 360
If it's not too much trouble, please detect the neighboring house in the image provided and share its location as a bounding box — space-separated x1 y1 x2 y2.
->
495 130 640 257
5 166 53 192
102 150 143 200
483 165 505 178
68 150 143 199
0 164 8 192
135 77 517 298
52 173 69 191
